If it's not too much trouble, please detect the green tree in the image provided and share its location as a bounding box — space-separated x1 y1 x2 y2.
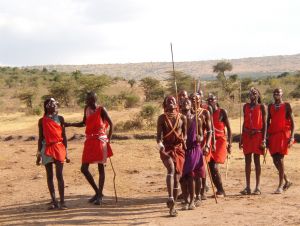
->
18 91 35 108
140 77 164 101
76 74 112 105
128 79 136 88
49 80 74 107
167 70 194 95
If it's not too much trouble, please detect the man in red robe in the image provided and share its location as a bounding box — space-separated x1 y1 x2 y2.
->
157 96 187 217
207 94 232 197
239 87 267 195
267 88 294 194
65 92 113 205
36 97 68 210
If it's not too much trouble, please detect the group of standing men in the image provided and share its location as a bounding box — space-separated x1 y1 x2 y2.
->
156 87 295 217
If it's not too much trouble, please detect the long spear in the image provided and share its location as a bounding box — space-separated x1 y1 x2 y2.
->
170 43 178 102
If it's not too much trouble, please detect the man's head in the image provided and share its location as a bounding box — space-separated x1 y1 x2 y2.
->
182 98 192 112
207 93 217 107
86 91 97 106
249 87 261 104
273 88 283 101
189 92 201 109
44 97 58 114
163 96 177 111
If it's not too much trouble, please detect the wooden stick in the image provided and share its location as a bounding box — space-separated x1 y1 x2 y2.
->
170 43 178 102
109 158 118 203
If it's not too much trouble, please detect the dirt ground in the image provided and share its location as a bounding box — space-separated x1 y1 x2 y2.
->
0 113 300 226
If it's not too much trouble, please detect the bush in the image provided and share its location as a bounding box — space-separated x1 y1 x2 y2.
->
140 104 159 127
124 94 140 108
114 118 143 132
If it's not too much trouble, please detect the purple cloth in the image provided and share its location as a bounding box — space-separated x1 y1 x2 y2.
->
182 117 203 177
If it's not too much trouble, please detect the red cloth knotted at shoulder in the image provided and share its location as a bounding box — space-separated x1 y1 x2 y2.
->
242 104 264 155
82 107 113 163
268 103 292 155
211 109 227 164
43 116 66 162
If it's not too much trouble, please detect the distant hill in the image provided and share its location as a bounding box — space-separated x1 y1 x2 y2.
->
28 54 300 80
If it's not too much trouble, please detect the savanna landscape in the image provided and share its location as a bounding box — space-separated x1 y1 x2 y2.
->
1 57 300 226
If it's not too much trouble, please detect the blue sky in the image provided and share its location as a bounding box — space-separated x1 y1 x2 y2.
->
0 0 299 66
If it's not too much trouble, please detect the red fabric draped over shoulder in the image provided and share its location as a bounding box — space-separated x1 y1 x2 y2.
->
82 107 113 164
211 109 227 163
242 104 264 155
43 116 66 162
268 103 291 155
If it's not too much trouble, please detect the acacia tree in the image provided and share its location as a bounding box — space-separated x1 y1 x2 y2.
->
128 79 136 88
167 70 194 95
213 61 236 98
140 77 164 101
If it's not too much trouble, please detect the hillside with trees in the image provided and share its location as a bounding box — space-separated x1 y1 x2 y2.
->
27 54 300 80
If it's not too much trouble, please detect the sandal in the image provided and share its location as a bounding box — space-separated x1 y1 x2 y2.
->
94 195 103 205
240 187 251 195
188 202 196 210
181 202 189 211
169 207 178 217
194 196 201 207
48 201 59 210
252 188 261 195
59 202 68 210
274 187 283 194
283 181 293 191
88 194 99 203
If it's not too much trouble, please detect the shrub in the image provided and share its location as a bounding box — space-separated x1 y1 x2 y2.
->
140 104 159 127
124 94 140 108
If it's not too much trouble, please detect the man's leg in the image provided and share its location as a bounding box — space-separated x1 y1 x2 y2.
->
272 153 285 193
253 154 261 193
187 175 195 209
55 160 67 209
45 163 58 209
241 153 252 194
81 163 99 202
94 163 105 205
209 160 225 195
162 157 177 216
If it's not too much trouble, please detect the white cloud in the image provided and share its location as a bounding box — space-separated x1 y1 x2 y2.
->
0 0 299 66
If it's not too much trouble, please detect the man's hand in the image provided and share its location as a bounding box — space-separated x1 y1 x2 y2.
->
227 143 232 154
203 145 210 156
239 140 243 150
288 137 295 148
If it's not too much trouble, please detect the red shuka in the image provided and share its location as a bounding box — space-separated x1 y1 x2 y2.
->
268 103 291 155
82 107 113 164
211 109 227 164
161 113 185 175
242 104 264 155
43 116 66 162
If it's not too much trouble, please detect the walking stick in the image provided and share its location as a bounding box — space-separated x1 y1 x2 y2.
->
109 158 118 203
225 154 230 180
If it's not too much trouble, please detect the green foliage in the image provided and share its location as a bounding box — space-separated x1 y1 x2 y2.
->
241 78 252 91
213 61 233 74
124 93 140 108
76 74 112 105
289 85 300 98
140 77 164 101
18 91 35 108
49 80 74 107
139 104 159 127
128 79 136 88
167 70 194 94
114 117 143 132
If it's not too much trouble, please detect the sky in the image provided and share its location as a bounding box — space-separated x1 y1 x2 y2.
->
0 0 300 66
